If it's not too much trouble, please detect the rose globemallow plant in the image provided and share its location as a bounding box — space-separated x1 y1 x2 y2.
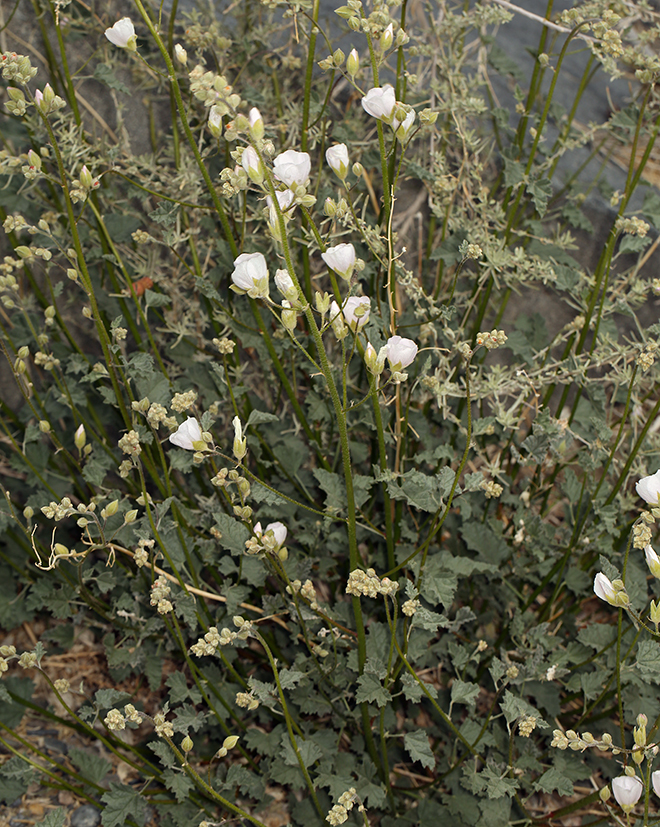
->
385 335 418 370
321 243 356 281
330 296 370 332
168 418 203 451
326 144 350 180
272 150 311 188
611 776 643 813
636 470 660 504
230 252 270 299
104 18 137 51
361 85 397 123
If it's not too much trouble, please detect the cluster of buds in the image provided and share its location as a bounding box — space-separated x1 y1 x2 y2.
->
118 429 141 458
104 704 142 731
346 568 399 599
326 788 363 826
34 84 66 116
191 618 254 654
69 165 101 204
323 197 350 220
286 579 319 611
481 480 503 499
189 626 222 657
615 216 649 237
14 245 52 263
150 576 173 615
189 67 241 114
1 52 38 85
215 734 239 759
632 518 653 549
518 715 538 738
133 537 154 568
41 496 79 521
153 711 174 738
0 645 17 674
551 728 618 753
245 521 287 561
235 690 259 710
476 329 508 350
637 341 658 372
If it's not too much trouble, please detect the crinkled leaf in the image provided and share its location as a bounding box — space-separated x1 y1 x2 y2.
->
355 672 391 708
100 783 147 827
451 679 480 708
161 768 194 803
404 730 435 770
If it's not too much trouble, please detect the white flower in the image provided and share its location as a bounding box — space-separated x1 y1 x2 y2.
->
637 470 660 504
329 301 347 339
208 105 222 138
266 189 295 239
256 521 287 548
169 417 202 451
326 144 349 179
231 252 269 299
104 18 137 51
395 109 416 142
593 573 616 604
241 146 263 184
232 416 247 460
652 770 660 798
645 545 660 578
386 335 418 370
266 189 295 215
321 243 356 281
248 107 264 140
275 269 297 301
340 296 370 331
361 85 396 122
593 572 628 607
612 776 643 813
273 150 311 187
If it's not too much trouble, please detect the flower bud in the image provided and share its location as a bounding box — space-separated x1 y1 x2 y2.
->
248 107 264 141
181 735 193 753
600 786 611 803
333 48 345 66
281 300 298 332
74 424 86 450
379 23 394 51
53 543 69 556
23 506 34 519
174 44 187 65
346 48 359 78
39 420 51 433
323 197 337 217
352 162 364 177
124 509 138 524
79 165 93 189
223 735 239 750
27 150 41 171
232 416 247 461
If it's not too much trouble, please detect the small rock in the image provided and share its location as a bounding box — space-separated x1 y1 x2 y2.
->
44 737 69 754
70 805 101 827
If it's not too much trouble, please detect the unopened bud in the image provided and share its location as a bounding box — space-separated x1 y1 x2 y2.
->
223 735 239 750
181 734 193 752
346 48 359 78
124 509 138 524
74 424 86 450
